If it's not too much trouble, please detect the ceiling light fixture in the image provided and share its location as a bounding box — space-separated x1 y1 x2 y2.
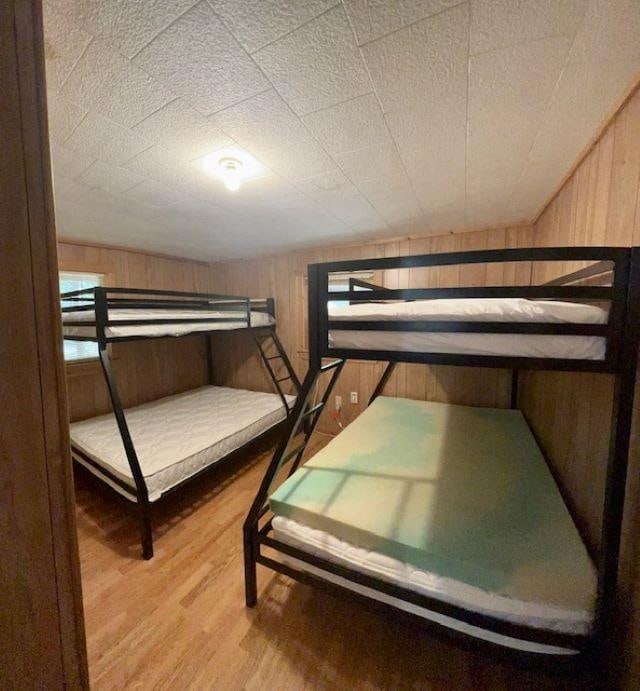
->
219 157 243 192
200 147 266 192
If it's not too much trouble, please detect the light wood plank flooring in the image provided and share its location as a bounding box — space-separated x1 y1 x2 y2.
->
75 433 592 690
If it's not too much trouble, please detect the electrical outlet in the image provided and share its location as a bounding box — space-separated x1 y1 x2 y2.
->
335 395 342 411
350 391 358 404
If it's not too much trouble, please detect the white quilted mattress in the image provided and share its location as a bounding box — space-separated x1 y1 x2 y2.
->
328 298 608 360
272 516 591 655
62 308 274 339
70 386 294 502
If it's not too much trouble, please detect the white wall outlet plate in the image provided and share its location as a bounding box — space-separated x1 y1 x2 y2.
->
350 391 358 404
335 395 342 411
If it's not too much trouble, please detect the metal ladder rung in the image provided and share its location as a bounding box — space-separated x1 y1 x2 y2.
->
276 376 290 383
321 359 343 372
258 504 270 519
266 355 282 361
281 442 306 465
301 402 323 420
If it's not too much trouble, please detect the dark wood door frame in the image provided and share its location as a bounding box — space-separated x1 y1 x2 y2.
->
0 1 88 687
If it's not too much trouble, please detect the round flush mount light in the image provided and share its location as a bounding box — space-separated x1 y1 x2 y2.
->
219 157 243 192
200 147 265 193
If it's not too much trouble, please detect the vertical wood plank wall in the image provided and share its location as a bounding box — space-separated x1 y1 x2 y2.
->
520 84 640 688
207 225 533 434
59 226 532 430
58 242 216 421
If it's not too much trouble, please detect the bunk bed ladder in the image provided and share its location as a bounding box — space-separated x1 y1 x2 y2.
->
243 358 345 606
254 330 302 412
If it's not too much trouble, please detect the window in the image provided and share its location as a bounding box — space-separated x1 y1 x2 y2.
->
60 271 103 362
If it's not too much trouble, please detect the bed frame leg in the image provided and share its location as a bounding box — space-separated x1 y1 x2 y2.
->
140 507 153 560
243 527 258 607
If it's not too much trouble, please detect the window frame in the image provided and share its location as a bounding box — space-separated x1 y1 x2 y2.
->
59 269 105 366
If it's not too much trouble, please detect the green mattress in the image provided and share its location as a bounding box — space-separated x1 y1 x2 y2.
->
270 397 596 612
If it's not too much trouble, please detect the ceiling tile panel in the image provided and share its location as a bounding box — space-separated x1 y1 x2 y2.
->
335 141 406 183
358 174 422 225
420 203 467 232
52 175 93 202
77 160 146 195
124 179 187 208
61 39 175 127
80 187 166 222
467 35 573 184
122 145 200 194
344 0 465 45
413 174 466 216
386 94 467 204
515 0 640 214
166 197 238 225
42 0 92 92
470 0 588 55
132 99 233 160
133 1 270 115
90 0 198 58
213 90 335 180
50 143 95 180
64 112 153 166
296 168 385 228
253 5 371 115
566 0 640 68
210 0 339 53
301 93 390 155
466 176 517 226
47 93 87 144
362 3 469 114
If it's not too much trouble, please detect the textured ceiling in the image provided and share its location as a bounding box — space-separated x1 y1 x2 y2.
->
44 0 640 260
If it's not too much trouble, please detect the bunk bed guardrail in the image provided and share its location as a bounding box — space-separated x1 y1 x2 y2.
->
61 286 278 344
313 246 630 373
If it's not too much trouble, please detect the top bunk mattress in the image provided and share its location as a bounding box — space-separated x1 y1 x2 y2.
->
269 396 596 629
328 297 608 359
71 385 294 502
62 308 274 339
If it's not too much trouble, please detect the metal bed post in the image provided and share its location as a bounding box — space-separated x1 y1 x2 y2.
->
510 370 519 409
205 333 214 384
369 362 396 405
595 248 640 647
308 265 322 373
94 288 154 559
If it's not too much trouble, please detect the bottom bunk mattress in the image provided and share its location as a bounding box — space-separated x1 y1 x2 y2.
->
71 385 294 502
269 397 596 651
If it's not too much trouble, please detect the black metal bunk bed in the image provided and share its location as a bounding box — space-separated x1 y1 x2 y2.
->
61 287 300 559
243 246 640 667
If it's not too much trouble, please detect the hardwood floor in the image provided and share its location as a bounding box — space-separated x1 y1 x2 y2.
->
75 432 591 690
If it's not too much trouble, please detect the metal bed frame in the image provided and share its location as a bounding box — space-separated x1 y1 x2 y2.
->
243 246 640 667
62 287 300 559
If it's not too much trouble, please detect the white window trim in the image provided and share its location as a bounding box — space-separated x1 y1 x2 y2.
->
60 270 104 364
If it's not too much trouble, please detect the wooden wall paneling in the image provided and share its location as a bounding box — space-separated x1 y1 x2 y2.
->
207 224 534 434
1 1 88 686
519 84 640 688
